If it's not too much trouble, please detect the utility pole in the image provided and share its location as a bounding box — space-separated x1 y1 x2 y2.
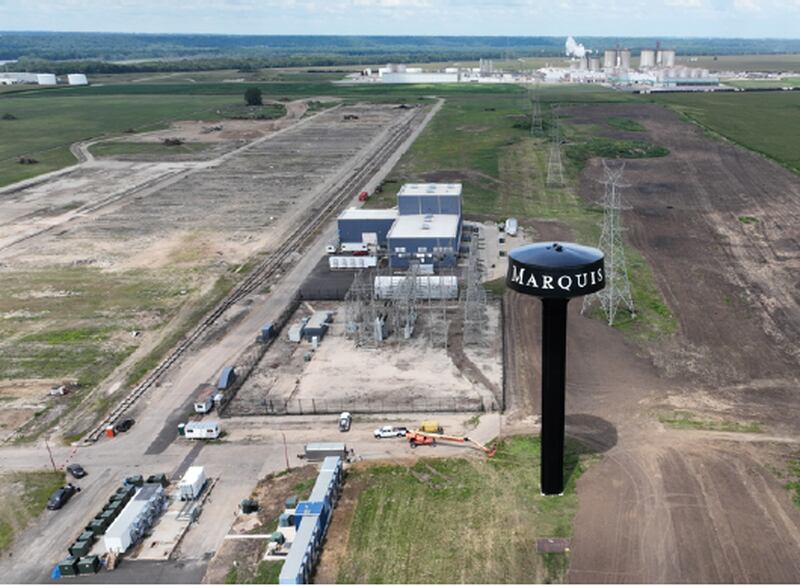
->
44 438 57 473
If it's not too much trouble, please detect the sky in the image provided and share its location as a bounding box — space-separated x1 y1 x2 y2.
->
1 0 800 38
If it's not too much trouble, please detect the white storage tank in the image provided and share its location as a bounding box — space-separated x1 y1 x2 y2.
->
640 49 656 68
603 49 618 69
619 49 631 71
67 73 88 85
37 73 57 85
588 57 601 72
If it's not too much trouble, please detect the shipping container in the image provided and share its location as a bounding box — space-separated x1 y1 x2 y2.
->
303 442 347 461
218 367 236 390
104 484 165 554
179 466 207 501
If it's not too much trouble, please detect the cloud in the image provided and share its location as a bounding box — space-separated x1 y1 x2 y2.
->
733 0 761 11
664 0 705 7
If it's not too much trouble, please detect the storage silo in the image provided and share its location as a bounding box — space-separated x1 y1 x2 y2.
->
640 49 656 68
603 49 618 69
660 49 676 67
37 73 57 85
619 49 631 71
67 73 88 85
578 56 588 70
588 57 601 71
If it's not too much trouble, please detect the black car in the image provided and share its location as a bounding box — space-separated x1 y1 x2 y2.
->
114 417 135 433
66 463 87 479
46 484 79 510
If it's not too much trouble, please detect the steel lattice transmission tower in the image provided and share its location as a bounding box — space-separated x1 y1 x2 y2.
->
463 237 488 346
529 86 543 136
546 105 564 187
582 160 636 325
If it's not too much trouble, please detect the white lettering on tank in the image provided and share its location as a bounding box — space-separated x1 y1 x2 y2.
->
557 275 572 291
542 275 554 289
526 273 539 288
512 265 525 285
576 273 588 288
597 267 604 282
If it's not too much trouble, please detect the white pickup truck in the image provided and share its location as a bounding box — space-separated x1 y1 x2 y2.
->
373 425 409 439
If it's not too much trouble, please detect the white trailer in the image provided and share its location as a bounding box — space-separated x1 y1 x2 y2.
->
104 484 165 554
184 421 220 439
179 466 207 501
193 384 215 414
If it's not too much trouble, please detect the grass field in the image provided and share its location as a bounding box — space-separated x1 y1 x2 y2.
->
337 436 591 583
89 141 217 158
0 94 239 186
0 470 65 551
725 79 800 89
650 91 800 174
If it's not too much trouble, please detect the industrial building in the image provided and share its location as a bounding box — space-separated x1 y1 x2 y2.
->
336 209 397 247
335 183 463 269
278 457 344 584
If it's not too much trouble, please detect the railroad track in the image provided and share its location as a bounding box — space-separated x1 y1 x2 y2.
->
83 106 428 443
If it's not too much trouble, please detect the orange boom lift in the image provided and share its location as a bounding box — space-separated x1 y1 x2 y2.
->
405 431 497 457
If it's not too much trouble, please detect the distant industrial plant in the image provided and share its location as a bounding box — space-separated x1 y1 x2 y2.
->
346 36 720 92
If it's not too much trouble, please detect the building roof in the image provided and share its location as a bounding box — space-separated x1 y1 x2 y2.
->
398 183 462 197
338 208 398 221
387 214 460 240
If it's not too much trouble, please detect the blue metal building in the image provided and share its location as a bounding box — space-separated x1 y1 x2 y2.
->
279 457 344 585
387 214 461 269
336 209 398 247
335 183 463 270
397 183 462 216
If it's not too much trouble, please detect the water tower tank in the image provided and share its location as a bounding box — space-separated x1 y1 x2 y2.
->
640 49 656 68
603 49 618 69
619 49 631 71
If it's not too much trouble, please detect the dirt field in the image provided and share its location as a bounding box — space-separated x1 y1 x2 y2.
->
0 103 415 440
230 301 499 416
504 102 800 582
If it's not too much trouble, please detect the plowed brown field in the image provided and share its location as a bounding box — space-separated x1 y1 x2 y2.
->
504 102 800 582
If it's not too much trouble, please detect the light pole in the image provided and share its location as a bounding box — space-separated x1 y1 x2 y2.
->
506 242 605 495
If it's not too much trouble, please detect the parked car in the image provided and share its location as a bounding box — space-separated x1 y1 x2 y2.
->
66 464 87 479
114 417 135 433
46 484 79 510
338 412 352 432
373 426 408 439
